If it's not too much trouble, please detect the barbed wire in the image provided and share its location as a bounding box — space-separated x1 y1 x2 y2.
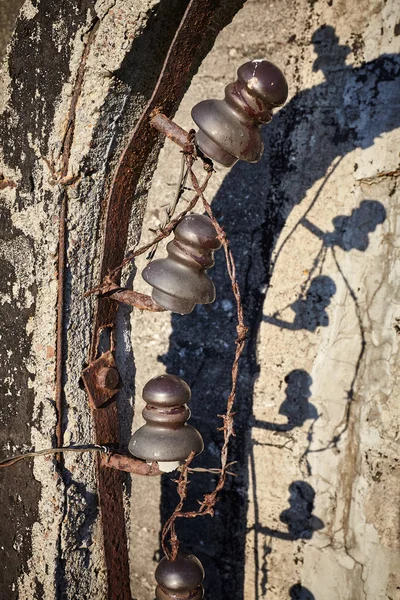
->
161 153 248 560
84 153 212 298
2 141 247 567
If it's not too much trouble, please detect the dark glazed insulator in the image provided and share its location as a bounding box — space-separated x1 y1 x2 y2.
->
128 374 204 472
191 59 288 167
142 214 221 314
155 552 205 600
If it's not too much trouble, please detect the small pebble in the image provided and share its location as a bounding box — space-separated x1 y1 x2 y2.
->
222 299 233 312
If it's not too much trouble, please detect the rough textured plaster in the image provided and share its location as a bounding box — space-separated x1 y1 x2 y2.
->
0 0 181 597
0 0 247 597
129 0 400 598
0 0 399 598
0 2 164 596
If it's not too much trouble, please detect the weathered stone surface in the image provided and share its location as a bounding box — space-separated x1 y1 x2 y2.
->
0 0 24 60
0 0 246 598
129 0 400 598
1 0 399 598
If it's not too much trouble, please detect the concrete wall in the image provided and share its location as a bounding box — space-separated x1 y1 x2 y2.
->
0 1 245 597
130 1 400 598
0 0 399 599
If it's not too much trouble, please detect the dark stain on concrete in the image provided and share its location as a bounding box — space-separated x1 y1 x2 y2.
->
0 247 39 598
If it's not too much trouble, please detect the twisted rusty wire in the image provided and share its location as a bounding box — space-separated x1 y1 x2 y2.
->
146 152 189 261
84 159 211 297
161 156 248 561
85 142 247 563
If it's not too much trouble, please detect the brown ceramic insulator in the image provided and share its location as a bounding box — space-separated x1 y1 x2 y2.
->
155 585 204 600
155 552 205 600
191 59 288 167
142 214 221 314
128 374 204 466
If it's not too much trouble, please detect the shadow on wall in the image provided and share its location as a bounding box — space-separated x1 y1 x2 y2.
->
263 275 337 332
248 477 324 598
252 370 318 432
263 199 386 332
250 375 321 598
290 584 316 600
300 199 386 252
156 24 398 600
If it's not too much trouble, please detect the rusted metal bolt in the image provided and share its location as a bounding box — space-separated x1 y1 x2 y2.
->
95 366 119 391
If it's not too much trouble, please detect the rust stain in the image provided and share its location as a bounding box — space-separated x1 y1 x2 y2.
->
150 111 194 151
102 453 162 476
359 166 400 183
46 345 55 359
0 174 16 189
100 282 165 312
81 350 121 409
55 17 101 451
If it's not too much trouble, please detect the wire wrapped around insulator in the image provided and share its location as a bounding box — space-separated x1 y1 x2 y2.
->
192 59 288 166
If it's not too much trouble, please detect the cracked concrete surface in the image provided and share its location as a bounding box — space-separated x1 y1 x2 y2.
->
130 1 400 598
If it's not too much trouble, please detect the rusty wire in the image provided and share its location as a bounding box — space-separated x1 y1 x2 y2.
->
146 151 189 261
160 154 248 561
85 139 248 563
84 158 211 298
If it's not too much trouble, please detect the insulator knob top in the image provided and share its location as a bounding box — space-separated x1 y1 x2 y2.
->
143 374 191 408
155 552 205 599
174 213 221 252
237 59 288 108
